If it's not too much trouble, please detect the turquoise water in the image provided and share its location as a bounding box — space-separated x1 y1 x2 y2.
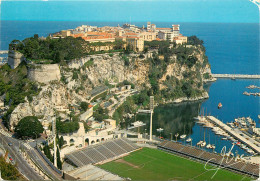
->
1 21 259 155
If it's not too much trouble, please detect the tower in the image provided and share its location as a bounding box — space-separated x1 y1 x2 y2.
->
149 96 154 140
147 22 151 31
52 118 57 168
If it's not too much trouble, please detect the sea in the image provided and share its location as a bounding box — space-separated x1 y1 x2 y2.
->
0 21 259 155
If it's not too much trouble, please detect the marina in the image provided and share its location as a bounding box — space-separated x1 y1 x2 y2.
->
197 116 260 154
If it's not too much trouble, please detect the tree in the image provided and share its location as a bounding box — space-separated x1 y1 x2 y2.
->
0 156 21 180
80 102 89 111
56 147 62 170
15 116 44 139
59 136 64 148
188 36 204 46
43 144 52 162
72 71 78 80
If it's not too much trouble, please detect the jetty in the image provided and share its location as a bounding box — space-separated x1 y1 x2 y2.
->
212 74 260 79
203 116 260 154
0 50 8 54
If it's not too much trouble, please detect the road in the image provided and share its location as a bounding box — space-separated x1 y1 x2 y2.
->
0 135 43 180
0 126 62 180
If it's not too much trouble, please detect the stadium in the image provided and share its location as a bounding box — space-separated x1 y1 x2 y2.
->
63 138 259 180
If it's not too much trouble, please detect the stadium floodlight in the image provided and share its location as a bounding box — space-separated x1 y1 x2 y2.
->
149 96 154 141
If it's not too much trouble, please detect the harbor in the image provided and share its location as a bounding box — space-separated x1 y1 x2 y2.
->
196 116 260 155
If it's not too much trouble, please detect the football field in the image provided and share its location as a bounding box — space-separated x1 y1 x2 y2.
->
99 147 252 181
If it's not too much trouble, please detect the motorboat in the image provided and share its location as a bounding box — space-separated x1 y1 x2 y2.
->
201 141 206 147
197 141 203 146
211 144 216 150
218 103 222 109
206 144 212 149
180 134 187 139
186 138 192 143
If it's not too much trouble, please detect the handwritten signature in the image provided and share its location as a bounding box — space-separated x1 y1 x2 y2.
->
204 144 258 180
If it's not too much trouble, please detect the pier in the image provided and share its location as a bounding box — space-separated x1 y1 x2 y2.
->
212 74 260 79
0 50 8 54
204 116 260 154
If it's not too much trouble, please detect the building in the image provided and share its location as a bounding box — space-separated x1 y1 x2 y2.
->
139 32 157 41
147 22 151 31
90 44 114 52
147 22 156 32
156 27 172 33
116 36 144 52
126 37 144 52
122 24 140 33
172 25 180 36
158 31 176 41
60 30 71 37
151 24 156 32
75 25 97 32
173 36 188 44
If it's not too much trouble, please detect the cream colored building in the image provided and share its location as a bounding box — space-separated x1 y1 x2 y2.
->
173 36 188 44
116 36 144 52
158 31 176 41
90 44 114 52
126 37 144 52
61 30 71 37
139 32 157 41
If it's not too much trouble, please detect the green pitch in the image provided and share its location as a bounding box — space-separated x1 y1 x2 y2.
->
98 147 253 181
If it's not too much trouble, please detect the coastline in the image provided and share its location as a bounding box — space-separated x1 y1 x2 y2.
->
162 91 209 105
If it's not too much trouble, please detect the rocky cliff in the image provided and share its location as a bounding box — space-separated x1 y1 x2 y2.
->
8 46 213 129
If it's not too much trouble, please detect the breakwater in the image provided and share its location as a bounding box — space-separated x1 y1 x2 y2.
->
212 74 260 79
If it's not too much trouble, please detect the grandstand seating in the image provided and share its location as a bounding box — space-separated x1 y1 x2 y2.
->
65 138 139 167
158 141 259 178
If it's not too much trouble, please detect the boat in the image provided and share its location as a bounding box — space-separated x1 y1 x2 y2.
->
206 129 212 149
201 129 206 147
180 134 186 139
211 144 216 150
197 141 203 146
221 137 227 140
218 103 222 109
206 144 212 149
243 91 250 96
201 141 206 147
186 137 192 143
180 125 187 139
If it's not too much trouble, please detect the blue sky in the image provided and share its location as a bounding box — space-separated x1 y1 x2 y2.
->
0 0 259 23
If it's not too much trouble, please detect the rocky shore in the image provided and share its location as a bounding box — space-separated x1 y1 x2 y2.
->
164 91 209 104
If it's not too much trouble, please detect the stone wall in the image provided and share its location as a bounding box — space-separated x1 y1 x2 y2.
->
27 64 61 84
8 51 25 69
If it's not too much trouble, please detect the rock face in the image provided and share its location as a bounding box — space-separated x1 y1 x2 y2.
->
85 53 151 87
9 83 72 130
27 64 61 84
8 51 25 69
9 49 212 129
